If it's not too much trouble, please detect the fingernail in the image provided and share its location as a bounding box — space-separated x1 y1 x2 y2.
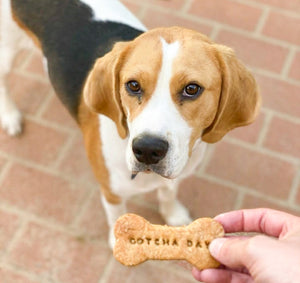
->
214 213 226 219
209 238 227 257
214 212 227 222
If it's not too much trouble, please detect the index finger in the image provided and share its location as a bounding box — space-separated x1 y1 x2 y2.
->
214 208 300 238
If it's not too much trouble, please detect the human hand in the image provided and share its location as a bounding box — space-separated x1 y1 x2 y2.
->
192 208 300 283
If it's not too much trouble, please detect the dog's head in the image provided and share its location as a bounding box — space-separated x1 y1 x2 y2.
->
83 27 261 179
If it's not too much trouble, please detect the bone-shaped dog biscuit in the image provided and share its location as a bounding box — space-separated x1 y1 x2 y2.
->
113 213 224 270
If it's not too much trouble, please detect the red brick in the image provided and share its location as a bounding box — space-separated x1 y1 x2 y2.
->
57 135 97 184
178 176 238 218
228 112 264 144
262 11 300 45
127 201 165 225
56 240 110 283
216 30 289 73
242 194 300 217
7 72 51 115
0 157 6 173
108 260 196 283
0 210 20 255
296 185 300 206
289 51 300 81
77 190 109 238
189 0 262 31
250 0 300 12
0 120 68 166
0 268 39 283
255 74 300 118
143 8 213 35
140 190 158 206
206 142 296 199
25 52 47 77
147 0 185 10
9 222 110 282
263 117 300 159
0 164 86 224
11 50 33 70
121 0 142 15
41 94 77 129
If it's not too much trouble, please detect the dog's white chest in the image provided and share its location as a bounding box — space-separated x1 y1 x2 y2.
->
79 0 146 31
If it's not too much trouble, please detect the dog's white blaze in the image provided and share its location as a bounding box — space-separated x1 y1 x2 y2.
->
79 0 146 31
127 39 192 177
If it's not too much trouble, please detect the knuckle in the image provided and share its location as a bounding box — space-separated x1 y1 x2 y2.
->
246 235 267 256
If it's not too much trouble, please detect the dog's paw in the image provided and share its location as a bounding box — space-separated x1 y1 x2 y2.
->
161 200 192 226
0 108 23 136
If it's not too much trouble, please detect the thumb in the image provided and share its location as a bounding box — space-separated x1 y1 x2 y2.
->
209 237 251 269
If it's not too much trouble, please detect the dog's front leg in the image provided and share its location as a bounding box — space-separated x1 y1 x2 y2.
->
101 195 126 249
158 181 192 226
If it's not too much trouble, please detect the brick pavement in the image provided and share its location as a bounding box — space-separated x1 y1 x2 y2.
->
0 0 299 282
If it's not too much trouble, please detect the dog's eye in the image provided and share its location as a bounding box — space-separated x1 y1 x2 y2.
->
126 80 142 95
182 83 204 99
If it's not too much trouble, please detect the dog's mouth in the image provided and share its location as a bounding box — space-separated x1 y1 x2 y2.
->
131 166 172 180
131 168 152 180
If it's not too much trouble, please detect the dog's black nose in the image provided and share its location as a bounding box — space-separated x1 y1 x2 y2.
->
132 135 169 165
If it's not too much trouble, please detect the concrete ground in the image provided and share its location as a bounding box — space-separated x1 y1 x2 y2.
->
0 0 299 282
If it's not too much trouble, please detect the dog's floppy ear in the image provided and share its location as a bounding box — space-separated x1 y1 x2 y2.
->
83 42 130 139
202 45 261 143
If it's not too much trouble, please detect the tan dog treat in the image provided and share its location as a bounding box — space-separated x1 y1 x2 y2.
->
113 213 224 270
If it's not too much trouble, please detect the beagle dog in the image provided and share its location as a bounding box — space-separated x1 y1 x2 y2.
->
0 0 260 247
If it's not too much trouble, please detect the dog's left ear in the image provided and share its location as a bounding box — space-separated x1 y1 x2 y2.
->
83 42 130 139
202 45 261 143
